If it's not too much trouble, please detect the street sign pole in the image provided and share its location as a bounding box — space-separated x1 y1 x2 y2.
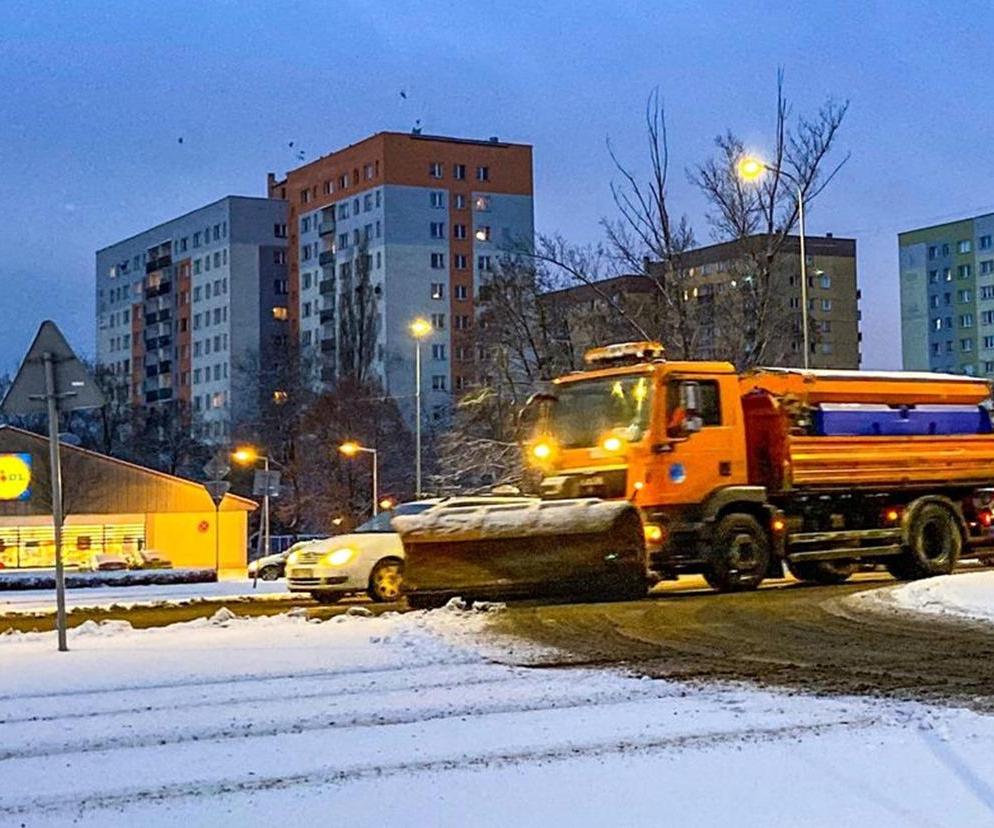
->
43 353 68 653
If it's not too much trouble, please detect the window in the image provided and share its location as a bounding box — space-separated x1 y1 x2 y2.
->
193 259 201 274
929 295 939 308
303 301 312 318
339 174 348 190
431 313 445 330
982 235 993 250
982 261 994 275
942 243 950 256
819 273 831 289
194 231 201 247
430 191 446 209
983 310 994 325
274 250 286 265
302 217 311 233
959 289 973 302
475 225 491 241
338 203 349 220
928 270 938 283
962 339 974 352
455 314 471 330
272 306 289 321
432 344 447 360
193 286 202 302
364 163 374 180
430 252 446 269
474 195 491 212
928 245 937 260
455 254 468 270
961 314 975 327
352 198 360 214
453 163 466 180
820 298 832 312
429 162 444 179
375 189 381 207
454 284 468 300
432 375 447 391
338 233 348 249
364 223 373 242
478 255 492 271
821 342 833 355
666 379 721 433
302 272 312 290
454 193 466 210
476 166 489 182
958 264 973 279
300 189 311 205
352 229 360 245
302 244 312 261
943 268 952 282
431 282 445 299
430 222 446 239
984 336 994 349
453 224 467 239
959 240 972 254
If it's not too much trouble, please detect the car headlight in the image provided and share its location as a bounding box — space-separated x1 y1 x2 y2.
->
323 547 356 566
286 552 299 565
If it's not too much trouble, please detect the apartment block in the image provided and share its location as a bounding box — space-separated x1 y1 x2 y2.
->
900 214 994 375
549 234 861 369
95 196 288 440
267 131 534 418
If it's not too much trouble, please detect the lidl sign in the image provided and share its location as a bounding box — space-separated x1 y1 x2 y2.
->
0 453 32 501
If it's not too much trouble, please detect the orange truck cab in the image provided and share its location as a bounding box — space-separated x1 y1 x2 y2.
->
528 341 994 591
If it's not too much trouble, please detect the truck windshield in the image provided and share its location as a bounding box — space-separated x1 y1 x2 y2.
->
548 375 653 448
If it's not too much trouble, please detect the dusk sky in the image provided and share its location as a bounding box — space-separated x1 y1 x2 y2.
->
2 0 992 373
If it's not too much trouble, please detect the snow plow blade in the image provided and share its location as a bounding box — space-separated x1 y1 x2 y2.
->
393 498 649 605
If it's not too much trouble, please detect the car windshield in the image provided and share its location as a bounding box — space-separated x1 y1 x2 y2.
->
548 374 653 448
354 502 432 533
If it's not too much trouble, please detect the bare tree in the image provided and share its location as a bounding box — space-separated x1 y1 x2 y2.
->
690 70 849 367
337 240 380 387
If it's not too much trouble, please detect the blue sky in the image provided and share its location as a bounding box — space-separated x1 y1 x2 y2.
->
2 0 992 373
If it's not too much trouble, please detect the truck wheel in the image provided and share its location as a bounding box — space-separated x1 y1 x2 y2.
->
786 559 857 585
887 502 961 580
703 513 770 592
368 559 403 603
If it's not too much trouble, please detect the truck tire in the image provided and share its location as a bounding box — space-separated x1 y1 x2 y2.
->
887 502 961 580
786 559 857 585
703 513 770 592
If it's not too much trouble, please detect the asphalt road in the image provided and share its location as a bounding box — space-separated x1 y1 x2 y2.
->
497 571 994 712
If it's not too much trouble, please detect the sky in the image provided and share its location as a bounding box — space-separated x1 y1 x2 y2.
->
2 0 993 374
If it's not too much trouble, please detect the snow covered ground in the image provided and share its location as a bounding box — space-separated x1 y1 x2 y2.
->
848 570 994 626
0 577 293 615
3 602 994 827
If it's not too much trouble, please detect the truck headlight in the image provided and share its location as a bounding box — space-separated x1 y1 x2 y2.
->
323 547 356 566
643 523 664 544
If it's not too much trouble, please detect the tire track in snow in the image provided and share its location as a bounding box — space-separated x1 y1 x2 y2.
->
0 683 698 762
0 715 881 820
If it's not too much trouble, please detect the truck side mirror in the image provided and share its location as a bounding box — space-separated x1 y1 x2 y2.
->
679 381 703 433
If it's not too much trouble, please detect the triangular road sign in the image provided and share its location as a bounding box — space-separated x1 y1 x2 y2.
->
1 321 105 415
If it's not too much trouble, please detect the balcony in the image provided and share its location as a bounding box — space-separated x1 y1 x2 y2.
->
318 220 335 236
145 281 172 299
145 254 172 274
320 364 337 383
319 308 335 324
320 338 336 354
319 278 335 295
318 250 336 267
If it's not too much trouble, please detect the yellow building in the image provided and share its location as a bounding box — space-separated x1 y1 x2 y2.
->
0 426 255 571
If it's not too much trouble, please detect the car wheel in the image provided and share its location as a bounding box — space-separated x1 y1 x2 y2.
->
258 565 280 581
368 559 404 603
311 592 342 604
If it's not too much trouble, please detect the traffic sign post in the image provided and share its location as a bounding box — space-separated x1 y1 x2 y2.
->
1 321 105 652
204 458 231 577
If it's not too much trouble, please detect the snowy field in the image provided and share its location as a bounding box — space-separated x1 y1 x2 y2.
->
849 570 994 626
3 602 994 826
0 577 292 615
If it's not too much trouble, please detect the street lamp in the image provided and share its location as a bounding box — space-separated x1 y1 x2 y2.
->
409 317 432 497
339 441 379 517
231 445 281 563
736 155 811 369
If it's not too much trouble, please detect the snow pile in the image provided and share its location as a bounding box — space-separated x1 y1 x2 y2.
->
0 567 215 591
848 571 994 625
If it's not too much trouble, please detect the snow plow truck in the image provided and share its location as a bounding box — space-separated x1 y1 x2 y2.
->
395 341 994 606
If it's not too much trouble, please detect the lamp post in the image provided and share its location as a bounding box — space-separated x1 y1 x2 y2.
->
232 446 281 562
409 317 432 497
339 441 379 517
736 156 811 369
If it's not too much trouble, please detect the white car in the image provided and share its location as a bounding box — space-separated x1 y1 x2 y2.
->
286 497 535 604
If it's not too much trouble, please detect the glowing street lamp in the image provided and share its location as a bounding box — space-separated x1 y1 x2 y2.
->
339 441 379 516
409 317 432 497
736 154 811 369
232 445 280 566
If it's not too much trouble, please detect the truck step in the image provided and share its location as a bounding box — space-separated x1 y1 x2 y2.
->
787 544 903 563
787 528 902 546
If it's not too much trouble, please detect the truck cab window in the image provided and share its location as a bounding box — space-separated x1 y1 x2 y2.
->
667 379 721 435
